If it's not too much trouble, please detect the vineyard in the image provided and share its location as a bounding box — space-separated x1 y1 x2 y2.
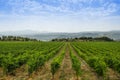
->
0 41 120 80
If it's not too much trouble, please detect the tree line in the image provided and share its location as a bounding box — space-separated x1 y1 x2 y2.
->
51 36 114 42
0 36 37 41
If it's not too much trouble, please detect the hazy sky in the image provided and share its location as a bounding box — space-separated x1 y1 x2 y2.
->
0 0 120 32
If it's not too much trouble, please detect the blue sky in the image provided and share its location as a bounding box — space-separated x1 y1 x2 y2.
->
0 0 120 32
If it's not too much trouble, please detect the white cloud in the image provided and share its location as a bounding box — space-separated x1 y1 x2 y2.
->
6 0 119 17
0 14 120 32
0 0 120 32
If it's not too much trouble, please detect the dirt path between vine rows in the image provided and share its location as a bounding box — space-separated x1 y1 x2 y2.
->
0 68 3 79
70 44 99 80
106 67 120 80
53 44 76 80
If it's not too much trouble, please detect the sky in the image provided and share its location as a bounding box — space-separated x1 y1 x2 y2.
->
0 0 120 32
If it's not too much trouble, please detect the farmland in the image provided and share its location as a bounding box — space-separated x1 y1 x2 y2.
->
0 41 120 80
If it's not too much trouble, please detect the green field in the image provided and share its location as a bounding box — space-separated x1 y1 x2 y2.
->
0 41 120 80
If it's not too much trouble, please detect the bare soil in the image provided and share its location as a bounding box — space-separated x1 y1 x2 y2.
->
57 45 76 80
106 68 120 80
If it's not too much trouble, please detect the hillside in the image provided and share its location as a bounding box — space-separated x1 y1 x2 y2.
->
0 30 120 41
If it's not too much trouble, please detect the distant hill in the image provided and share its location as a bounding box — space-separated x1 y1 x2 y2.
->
0 30 40 35
0 30 120 41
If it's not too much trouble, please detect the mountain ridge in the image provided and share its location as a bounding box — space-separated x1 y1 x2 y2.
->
0 30 120 41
